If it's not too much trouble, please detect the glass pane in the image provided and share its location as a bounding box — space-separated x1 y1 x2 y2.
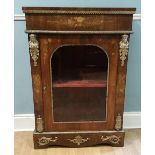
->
51 45 108 122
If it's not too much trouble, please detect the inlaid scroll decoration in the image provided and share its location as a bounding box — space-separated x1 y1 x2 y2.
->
68 135 89 146
115 113 122 131
29 34 39 66
68 17 85 27
38 136 58 146
36 115 44 133
119 34 129 66
101 135 120 144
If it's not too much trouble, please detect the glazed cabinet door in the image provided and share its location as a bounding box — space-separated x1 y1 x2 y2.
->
40 34 119 132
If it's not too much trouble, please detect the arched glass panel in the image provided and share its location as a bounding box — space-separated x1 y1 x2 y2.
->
51 45 108 122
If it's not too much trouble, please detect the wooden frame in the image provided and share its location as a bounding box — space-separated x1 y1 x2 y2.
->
23 7 136 148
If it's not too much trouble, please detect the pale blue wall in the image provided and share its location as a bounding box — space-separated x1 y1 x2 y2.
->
14 0 141 14
125 21 141 111
14 0 141 114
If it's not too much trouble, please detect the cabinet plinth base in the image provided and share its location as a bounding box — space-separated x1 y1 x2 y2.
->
33 130 125 149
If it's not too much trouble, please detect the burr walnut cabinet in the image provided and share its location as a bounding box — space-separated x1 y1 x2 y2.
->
22 7 136 148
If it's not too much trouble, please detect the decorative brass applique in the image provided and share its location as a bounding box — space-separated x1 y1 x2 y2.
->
23 10 136 15
68 135 89 146
29 34 39 66
101 135 120 144
38 137 58 146
26 30 133 34
119 34 129 66
36 115 43 133
115 113 122 131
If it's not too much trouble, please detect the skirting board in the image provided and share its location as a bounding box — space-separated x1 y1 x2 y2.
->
14 112 141 131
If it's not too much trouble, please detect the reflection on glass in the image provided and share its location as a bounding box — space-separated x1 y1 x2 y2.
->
51 45 108 122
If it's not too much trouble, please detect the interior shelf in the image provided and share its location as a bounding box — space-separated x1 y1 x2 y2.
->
53 79 107 88
53 70 107 88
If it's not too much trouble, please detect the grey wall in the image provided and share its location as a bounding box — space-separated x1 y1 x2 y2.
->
14 0 141 114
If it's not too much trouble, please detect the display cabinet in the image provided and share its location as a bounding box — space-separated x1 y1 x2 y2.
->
23 7 136 148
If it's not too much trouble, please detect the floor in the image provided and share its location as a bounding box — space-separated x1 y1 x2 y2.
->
14 129 141 155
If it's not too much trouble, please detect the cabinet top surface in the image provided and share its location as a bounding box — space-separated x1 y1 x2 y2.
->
22 7 136 14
